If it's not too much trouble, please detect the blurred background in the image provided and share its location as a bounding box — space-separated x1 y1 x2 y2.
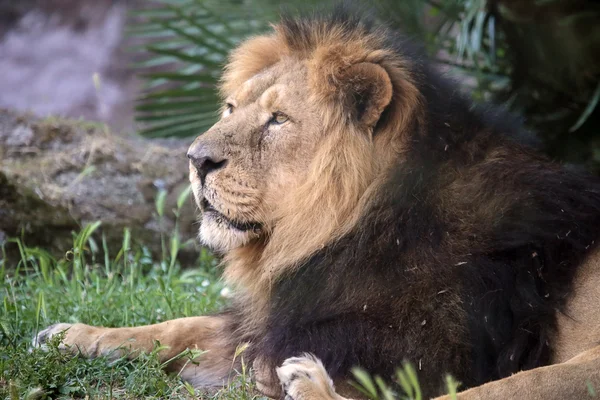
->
1 0 599 166
1 0 599 257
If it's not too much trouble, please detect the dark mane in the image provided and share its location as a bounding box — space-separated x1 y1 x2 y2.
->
233 6 600 398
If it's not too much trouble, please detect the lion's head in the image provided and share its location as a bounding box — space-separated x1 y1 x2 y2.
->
188 58 322 253
188 13 423 287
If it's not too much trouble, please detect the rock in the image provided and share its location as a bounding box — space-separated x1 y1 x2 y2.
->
0 109 199 261
6 124 34 146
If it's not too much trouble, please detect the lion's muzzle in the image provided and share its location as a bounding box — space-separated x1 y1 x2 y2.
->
187 141 228 185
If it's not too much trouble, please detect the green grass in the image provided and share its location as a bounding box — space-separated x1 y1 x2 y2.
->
0 222 264 399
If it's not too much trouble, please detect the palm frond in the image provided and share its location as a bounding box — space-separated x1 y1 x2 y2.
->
130 0 275 138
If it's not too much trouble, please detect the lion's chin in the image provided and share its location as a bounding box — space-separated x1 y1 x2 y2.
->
199 212 257 253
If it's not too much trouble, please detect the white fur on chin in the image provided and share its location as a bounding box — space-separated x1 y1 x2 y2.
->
199 213 253 253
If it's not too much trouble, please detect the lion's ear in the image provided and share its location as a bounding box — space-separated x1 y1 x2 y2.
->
340 62 393 128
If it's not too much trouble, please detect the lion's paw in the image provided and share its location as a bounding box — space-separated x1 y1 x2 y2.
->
32 323 73 350
276 354 339 400
32 323 124 361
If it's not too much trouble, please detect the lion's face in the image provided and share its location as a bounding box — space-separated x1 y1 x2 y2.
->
188 59 322 252
187 23 419 272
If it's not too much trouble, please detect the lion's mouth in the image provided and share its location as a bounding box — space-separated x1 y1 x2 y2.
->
201 198 262 233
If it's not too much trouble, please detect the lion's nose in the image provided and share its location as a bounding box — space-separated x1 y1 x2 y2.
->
187 144 228 183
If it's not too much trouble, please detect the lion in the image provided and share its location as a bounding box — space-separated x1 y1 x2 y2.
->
35 7 600 400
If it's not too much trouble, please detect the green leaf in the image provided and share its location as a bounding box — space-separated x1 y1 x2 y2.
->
142 86 214 98
169 233 180 268
375 376 396 400
183 381 196 396
135 100 218 112
129 0 278 138
140 117 216 138
586 379 597 397
351 367 378 399
136 110 214 122
177 185 193 209
404 362 422 400
137 113 213 128
570 81 600 133
146 45 223 67
155 190 168 217
445 374 461 400
122 227 131 253
175 8 238 48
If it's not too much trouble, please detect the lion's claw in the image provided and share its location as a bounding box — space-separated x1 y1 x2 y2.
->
32 322 73 350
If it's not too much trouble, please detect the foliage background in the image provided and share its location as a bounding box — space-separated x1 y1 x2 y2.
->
133 0 600 173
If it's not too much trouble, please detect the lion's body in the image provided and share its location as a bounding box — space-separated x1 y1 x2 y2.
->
553 249 600 363
234 96 600 396
37 6 600 400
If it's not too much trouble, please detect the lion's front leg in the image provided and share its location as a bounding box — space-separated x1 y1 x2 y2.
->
34 316 238 388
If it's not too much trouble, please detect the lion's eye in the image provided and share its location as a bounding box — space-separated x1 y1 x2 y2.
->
270 112 289 125
222 103 234 118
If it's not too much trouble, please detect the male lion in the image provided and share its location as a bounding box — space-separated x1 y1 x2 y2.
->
36 8 600 400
